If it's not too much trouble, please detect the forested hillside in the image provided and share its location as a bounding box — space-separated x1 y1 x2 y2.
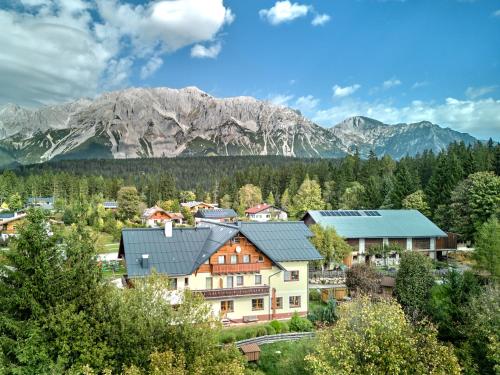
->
1 140 499 241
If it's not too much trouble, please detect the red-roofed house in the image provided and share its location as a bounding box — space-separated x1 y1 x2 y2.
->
245 204 287 222
142 206 184 227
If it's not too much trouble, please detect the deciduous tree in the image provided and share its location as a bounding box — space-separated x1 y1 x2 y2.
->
472 217 500 280
305 297 460 375
291 176 324 218
309 224 352 267
117 186 142 220
402 190 431 217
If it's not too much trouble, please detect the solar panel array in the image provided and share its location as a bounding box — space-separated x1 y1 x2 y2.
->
318 210 381 217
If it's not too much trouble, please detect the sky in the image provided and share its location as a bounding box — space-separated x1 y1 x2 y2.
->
0 0 499 139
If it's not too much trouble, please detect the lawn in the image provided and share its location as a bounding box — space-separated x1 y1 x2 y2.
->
250 339 315 375
95 231 119 253
101 261 126 279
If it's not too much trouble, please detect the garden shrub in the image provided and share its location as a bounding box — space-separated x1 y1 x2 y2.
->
289 312 314 332
256 327 267 337
309 288 321 301
270 320 282 334
244 328 257 339
220 332 236 344
265 325 276 335
280 321 289 333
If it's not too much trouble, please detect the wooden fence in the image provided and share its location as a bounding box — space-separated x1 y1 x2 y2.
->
234 332 315 348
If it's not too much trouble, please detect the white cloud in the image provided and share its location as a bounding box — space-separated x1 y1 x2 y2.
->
465 85 497 99
382 78 402 89
97 0 232 53
492 9 500 17
0 0 234 106
312 97 500 139
311 13 330 26
412 81 429 89
269 94 295 106
294 95 319 112
140 56 163 79
333 84 361 98
191 42 222 59
259 1 310 25
224 8 235 24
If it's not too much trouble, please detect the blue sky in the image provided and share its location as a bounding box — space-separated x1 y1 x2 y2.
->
1 0 499 138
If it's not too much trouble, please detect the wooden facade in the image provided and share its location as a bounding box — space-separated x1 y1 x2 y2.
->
199 235 273 274
0 216 26 235
413 238 430 250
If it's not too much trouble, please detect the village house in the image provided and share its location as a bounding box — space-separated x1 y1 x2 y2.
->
302 210 450 266
26 197 54 210
119 220 322 323
142 205 184 227
180 201 216 213
0 212 27 240
103 201 118 211
245 204 288 222
194 208 237 223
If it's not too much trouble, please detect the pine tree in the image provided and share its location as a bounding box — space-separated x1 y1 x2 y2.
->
388 164 416 208
266 191 275 206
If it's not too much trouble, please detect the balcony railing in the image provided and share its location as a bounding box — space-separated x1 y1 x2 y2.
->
212 263 261 274
195 285 270 299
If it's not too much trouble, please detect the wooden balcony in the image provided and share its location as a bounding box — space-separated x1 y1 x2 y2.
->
212 263 261 274
195 285 270 300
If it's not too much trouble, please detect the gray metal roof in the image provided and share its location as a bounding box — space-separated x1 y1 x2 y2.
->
239 222 322 262
303 210 447 238
120 221 322 277
121 227 209 277
27 197 54 203
103 201 118 208
195 209 237 219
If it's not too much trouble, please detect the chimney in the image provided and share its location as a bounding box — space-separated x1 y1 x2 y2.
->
164 220 173 237
140 254 149 268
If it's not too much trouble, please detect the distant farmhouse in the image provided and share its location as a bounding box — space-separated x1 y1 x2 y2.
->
119 220 322 323
195 209 237 223
142 205 184 227
26 197 54 210
0 212 27 240
245 204 287 222
103 201 118 211
302 210 451 266
181 201 215 213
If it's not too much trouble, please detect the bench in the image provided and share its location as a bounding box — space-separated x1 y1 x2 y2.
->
243 315 258 323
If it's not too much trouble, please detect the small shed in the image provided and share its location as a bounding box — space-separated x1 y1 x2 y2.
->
240 343 261 362
380 276 396 296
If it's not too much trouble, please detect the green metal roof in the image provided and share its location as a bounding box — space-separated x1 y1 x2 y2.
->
303 210 447 238
120 221 322 277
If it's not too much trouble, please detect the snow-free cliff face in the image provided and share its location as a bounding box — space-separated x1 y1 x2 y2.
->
0 88 477 166
331 116 477 159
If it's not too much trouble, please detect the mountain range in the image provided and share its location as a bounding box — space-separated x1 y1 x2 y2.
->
0 87 477 167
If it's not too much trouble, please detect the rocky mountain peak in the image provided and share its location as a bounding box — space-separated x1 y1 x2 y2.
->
0 87 478 167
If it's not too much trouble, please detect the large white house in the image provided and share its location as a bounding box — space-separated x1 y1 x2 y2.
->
119 220 322 322
245 204 288 222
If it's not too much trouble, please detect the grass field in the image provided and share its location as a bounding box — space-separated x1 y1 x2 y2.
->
250 339 315 375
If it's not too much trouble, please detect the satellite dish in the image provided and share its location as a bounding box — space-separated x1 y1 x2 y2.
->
235 246 241 253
